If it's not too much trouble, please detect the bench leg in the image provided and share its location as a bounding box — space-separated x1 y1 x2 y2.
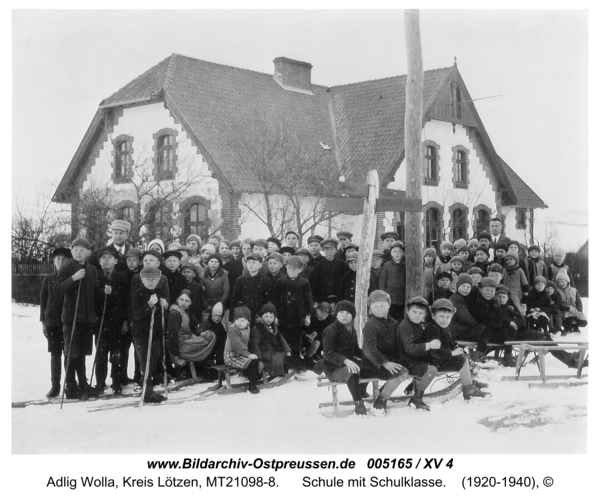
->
372 381 380 400
539 352 547 383
577 349 587 379
189 363 198 382
262 371 269 385
515 348 527 379
332 385 339 413
225 370 232 390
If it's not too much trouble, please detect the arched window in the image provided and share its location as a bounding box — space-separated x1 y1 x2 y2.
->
146 202 173 244
473 206 491 235
112 135 133 183
185 203 205 236
119 205 135 224
451 208 468 241
425 207 441 249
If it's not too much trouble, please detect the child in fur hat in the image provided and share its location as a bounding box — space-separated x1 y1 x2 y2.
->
224 302 261 394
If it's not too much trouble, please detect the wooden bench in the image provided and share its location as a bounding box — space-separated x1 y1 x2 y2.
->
456 341 509 360
503 341 589 383
317 376 383 412
211 364 269 390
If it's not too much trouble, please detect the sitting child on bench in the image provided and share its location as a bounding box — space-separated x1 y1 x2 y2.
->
422 299 490 400
322 301 368 416
250 302 293 378
224 302 262 394
360 290 410 416
396 296 441 411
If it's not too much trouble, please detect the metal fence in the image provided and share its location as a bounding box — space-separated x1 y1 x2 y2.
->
12 262 55 306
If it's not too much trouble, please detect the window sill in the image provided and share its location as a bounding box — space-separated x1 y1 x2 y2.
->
453 182 468 189
423 178 440 187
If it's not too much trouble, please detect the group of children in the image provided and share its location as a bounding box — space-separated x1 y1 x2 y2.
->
39 220 586 408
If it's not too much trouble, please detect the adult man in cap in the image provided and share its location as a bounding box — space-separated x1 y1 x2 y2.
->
89 219 132 272
312 238 347 303
40 247 72 398
335 231 353 261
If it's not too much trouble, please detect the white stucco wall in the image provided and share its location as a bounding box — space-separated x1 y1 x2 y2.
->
81 102 220 239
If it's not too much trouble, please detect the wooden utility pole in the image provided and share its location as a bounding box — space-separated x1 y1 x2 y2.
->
354 169 379 344
404 10 424 300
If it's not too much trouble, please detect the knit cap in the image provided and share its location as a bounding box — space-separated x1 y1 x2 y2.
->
259 302 277 317
212 302 224 317
185 234 203 248
504 250 519 263
555 268 570 284
233 302 252 321
528 245 541 253
423 247 437 259
477 231 492 242
468 266 484 276
335 300 356 319
431 298 456 313
457 245 470 254
440 241 453 251
148 238 165 254
495 243 508 252
450 255 464 265
533 276 547 286
468 238 479 247
453 238 467 249
476 246 490 256
206 253 223 267
201 244 216 254
266 236 282 248
279 246 296 256
368 290 391 305
547 280 557 290
456 273 474 289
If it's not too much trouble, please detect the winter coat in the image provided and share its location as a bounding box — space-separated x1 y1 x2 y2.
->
396 318 428 363
201 268 231 310
273 275 313 328
40 271 63 327
421 322 456 368
369 267 383 295
55 259 101 324
225 257 245 291
434 255 452 275
338 269 357 303
548 263 575 284
250 323 291 377
307 253 324 269
449 291 479 335
526 257 548 287
164 270 188 305
96 269 129 327
470 293 511 332
128 273 170 322
229 272 272 322
361 315 402 370
312 257 347 302
88 243 131 273
266 270 286 292
525 289 553 315
556 285 583 318
224 325 252 357
322 320 362 378
421 264 435 300
502 264 528 305
427 288 453 305
131 285 167 339
379 258 406 305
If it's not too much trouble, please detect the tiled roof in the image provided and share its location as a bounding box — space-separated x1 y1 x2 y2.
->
330 67 452 184
55 54 545 210
497 157 547 209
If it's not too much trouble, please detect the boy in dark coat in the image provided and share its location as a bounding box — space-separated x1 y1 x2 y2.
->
338 251 358 303
229 252 272 326
306 235 324 268
39 247 72 398
379 241 407 322
422 299 489 400
54 238 102 399
369 249 384 295
131 267 169 403
360 290 410 416
322 301 368 416
525 276 553 332
94 246 129 394
312 238 346 303
273 256 313 358
427 271 453 305
396 296 440 411
163 250 187 305
198 302 228 366
250 302 292 377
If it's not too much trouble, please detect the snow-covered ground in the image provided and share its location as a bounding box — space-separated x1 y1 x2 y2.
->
12 302 588 455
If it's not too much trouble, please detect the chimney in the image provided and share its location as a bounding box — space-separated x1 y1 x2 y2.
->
273 57 314 95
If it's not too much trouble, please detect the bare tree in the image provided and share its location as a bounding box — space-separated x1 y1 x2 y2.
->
233 113 347 242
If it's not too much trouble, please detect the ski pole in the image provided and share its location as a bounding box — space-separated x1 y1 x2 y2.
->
60 280 82 410
161 305 168 397
139 307 156 408
89 293 108 390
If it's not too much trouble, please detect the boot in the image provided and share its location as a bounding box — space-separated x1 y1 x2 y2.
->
502 354 517 368
79 382 99 399
370 395 388 417
408 389 430 411
247 359 260 394
470 350 488 363
46 385 61 399
64 382 81 400
248 382 260 395
354 400 368 416
111 379 122 395
143 391 167 404
404 380 414 395
472 379 489 389
463 384 491 400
